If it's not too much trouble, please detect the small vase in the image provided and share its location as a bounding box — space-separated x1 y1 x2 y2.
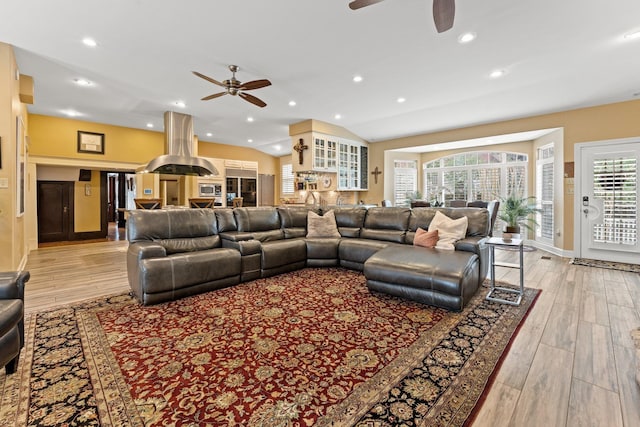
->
502 232 512 242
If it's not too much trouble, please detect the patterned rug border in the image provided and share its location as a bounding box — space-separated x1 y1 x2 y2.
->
462 289 541 426
570 257 640 273
1 270 540 427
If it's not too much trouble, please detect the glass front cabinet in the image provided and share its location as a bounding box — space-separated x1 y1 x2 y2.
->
338 140 368 191
313 135 337 171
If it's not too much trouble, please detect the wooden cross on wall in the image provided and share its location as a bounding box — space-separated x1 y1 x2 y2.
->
293 138 308 165
371 166 382 184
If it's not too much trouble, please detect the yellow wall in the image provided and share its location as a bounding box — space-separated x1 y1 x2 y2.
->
367 99 640 251
0 43 28 270
74 170 101 232
29 114 164 163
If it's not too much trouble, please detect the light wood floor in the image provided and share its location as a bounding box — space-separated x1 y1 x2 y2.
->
21 241 640 426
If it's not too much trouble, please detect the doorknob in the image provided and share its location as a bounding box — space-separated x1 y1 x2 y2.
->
63 206 68 213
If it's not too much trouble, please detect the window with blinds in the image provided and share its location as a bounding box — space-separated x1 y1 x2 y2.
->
281 163 294 195
394 160 418 207
536 144 554 242
592 156 637 245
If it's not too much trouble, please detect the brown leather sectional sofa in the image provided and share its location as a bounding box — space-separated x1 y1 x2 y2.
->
126 205 494 311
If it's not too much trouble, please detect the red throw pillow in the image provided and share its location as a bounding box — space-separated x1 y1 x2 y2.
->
413 228 439 248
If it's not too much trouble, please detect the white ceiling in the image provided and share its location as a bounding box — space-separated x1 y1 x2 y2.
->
2 0 639 157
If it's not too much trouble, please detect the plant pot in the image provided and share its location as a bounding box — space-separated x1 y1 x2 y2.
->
504 225 520 234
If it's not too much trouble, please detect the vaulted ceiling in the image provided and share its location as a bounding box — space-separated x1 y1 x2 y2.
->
2 0 639 156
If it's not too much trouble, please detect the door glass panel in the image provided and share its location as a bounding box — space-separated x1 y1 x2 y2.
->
592 156 637 245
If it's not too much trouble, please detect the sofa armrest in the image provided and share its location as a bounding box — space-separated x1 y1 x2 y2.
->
222 239 262 255
455 236 487 254
219 232 255 242
0 271 30 300
455 236 489 285
128 242 167 259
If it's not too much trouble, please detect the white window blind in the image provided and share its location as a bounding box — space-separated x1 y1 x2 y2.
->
394 160 417 207
592 157 637 245
536 144 554 242
281 163 294 195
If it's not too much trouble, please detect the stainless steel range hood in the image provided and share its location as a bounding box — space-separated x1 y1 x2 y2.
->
137 111 218 176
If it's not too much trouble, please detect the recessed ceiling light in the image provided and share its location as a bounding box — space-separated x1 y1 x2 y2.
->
74 78 92 86
334 114 342 120
458 32 477 44
489 69 506 79
175 101 186 108
206 132 213 137
274 144 282 151
62 109 81 117
248 139 253 143
397 97 406 103
288 100 297 107
146 123 154 128
624 31 640 40
82 37 97 47
353 75 363 83
247 116 254 122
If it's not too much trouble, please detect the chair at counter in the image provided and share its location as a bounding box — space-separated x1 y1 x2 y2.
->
134 198 162 209
189 198 215 208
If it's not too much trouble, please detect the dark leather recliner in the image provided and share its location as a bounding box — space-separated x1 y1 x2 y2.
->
0 271 30 374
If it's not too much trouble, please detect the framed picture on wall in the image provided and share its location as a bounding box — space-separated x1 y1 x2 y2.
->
16 117 25 216
77 130 105 154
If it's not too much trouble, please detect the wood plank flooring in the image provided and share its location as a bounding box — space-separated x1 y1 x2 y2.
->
21 241 640 426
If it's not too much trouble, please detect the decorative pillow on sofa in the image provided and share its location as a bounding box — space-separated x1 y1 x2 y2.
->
428 211 468 250
413 228 439 248
307 210 341 238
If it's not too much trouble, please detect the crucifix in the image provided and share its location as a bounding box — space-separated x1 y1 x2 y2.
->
371 166 382 184
293 138 308 165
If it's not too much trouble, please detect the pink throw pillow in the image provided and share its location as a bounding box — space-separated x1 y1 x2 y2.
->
413 228 439 248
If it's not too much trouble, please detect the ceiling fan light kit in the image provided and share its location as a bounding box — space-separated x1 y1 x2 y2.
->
193 65 271 108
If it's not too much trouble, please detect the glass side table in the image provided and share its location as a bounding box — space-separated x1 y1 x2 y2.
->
485 237 524 305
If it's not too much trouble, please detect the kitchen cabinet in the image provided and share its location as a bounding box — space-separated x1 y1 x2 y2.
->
292 132 338 173
338 140 368 191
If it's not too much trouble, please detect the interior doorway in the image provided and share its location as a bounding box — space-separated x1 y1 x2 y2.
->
575 138 639 264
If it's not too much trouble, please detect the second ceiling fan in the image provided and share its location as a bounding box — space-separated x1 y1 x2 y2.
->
349 0 456 33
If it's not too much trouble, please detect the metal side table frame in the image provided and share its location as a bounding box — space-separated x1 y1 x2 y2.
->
486 237 524 305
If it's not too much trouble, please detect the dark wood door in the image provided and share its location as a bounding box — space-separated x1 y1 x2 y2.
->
107 175 116 222
38 181 74 242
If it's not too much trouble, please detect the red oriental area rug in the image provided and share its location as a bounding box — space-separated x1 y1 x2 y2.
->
0 268 538 426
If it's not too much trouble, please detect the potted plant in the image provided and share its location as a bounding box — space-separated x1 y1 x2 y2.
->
498 194 541 240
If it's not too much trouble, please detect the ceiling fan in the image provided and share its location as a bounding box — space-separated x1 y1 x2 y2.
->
192 65 271 108
349 0 455 33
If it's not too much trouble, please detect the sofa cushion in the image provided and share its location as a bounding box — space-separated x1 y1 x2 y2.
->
428 211 468 250
333 208 367 238
359 207 410 243
157 235 221 255
278 206 318 239
413 228 438 248
234 207 281 232
214 209 237 232
307 210 341 238
128 209 218 242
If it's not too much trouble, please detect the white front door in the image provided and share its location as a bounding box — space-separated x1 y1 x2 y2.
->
577 140 639 264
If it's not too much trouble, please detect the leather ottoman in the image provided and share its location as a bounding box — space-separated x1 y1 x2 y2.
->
363 246 480 311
